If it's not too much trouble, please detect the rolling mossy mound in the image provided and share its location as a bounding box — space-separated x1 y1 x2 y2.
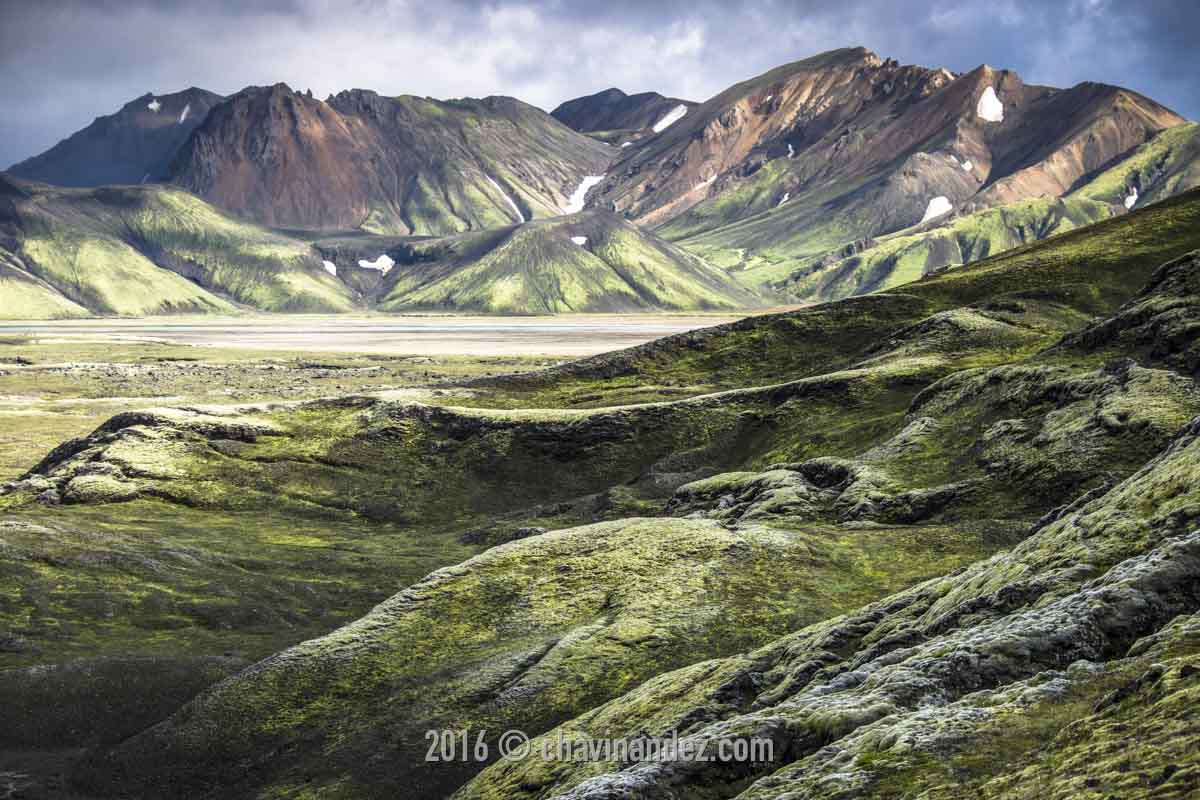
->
3 189 1200 796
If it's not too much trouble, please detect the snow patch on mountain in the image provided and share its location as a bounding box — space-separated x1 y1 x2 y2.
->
620 141 633 148
962 160 974 172
777 192 790 207
1124 188 1139 209
977 87 1004 122
787 143 795 159
358 254 394 274
322 260 338 276
563 174 605 214
485 174 525 223
147 98 161 113
570 236 588 246
652 104 689 133
921 196 953 223
178 103 191 124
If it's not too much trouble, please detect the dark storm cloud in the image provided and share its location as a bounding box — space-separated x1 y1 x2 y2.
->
1 0 1197 168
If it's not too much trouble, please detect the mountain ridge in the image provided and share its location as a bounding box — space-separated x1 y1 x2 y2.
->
551 87 698 138
169 83 614 235
7 87 224 187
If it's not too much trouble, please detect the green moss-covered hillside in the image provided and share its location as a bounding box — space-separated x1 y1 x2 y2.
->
374 210 763 313
1 187 1199 797
0 176 355 315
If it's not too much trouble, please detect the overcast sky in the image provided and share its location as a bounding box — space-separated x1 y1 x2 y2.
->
2 0 1197 168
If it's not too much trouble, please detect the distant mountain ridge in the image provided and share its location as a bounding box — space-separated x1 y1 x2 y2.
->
551 87 697 135
8 88 223 187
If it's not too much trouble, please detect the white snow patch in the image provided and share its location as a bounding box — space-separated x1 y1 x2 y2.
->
976 87 1004 122
962 160 974 172
949 154 960 164
358 254 394 274
620 141 633 148
570 236 588 246
777 192 790 207
178 103 191 124
147 98 161 113
764 94 773 102
921 196 953 223
322 260 338 277
787 143 795 159
562 174 605 214
1124 188 1138 209
652 104 689 133
485 174 525 223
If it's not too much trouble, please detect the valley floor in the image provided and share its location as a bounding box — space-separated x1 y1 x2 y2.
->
0 312 756 356
0 337 550 481
0 312 776 480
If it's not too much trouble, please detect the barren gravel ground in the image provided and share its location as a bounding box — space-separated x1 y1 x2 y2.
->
0 313 751 356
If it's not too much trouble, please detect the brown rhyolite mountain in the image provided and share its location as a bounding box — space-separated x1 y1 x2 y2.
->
168 84 614 235
590 47 1185 237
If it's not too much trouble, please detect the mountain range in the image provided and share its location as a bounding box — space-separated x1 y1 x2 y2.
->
3 46 1199 317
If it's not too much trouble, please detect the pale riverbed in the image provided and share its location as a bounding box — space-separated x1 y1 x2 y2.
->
0 313 762 356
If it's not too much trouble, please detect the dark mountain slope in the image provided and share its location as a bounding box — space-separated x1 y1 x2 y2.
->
551 87 697 134
7 88 223 187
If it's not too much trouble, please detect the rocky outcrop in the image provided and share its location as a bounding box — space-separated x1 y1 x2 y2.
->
459 415 1200 800
1057 250 1200 378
